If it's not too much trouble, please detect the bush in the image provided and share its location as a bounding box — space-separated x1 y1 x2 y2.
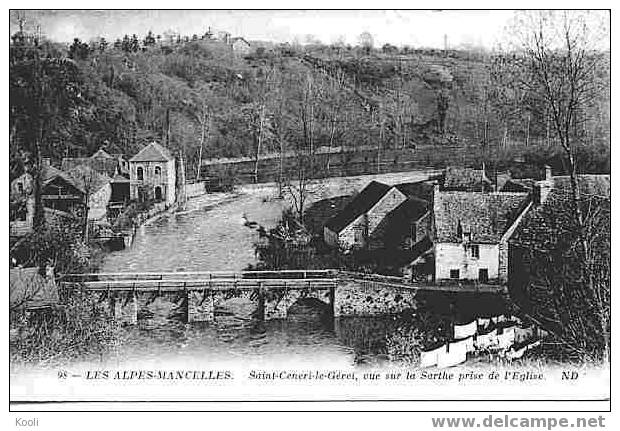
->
10 292 122 366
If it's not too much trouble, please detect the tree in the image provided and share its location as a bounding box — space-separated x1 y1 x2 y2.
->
10 39 85 243
285 72 321 224
358 31 374 55
143 30 156 47
68 38 90 60
512 10 610 361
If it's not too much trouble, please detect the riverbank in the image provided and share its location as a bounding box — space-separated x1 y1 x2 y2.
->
100 169 440 273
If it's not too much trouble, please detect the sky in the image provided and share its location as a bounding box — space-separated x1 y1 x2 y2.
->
10 10 519 49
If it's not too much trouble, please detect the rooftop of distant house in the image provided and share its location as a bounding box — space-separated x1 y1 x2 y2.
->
230 37 250 45
443 166 493 191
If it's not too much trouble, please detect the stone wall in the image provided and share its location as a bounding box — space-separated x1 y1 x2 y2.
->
185 181 207 199
334 280 417 317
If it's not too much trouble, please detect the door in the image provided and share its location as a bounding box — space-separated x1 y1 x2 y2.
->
478 268 489 283
154 186 162 201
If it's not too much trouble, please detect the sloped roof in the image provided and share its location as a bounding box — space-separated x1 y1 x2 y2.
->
62 156 124 177
231 37 250 46
130 142 174 162
501 178 536 193
112 172 130 183
41 165 85 194
443 166 492 191
325 181 391 233
394 181 435 201
511 186 610 253
391 197 429 223
91 148 114 159
552 175 610 198
382 197 430 244
434 191 529 243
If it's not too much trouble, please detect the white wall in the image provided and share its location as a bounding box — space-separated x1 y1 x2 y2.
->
435 242 499 281
130 159 176 206
88 183 112 220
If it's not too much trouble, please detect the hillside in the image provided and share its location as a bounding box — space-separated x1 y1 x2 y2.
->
9 35 610 183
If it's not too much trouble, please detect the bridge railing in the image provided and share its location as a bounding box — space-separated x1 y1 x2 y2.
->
59 269 338 283
61 277 338 291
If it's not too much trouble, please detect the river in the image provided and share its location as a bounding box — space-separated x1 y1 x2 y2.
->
100 171 490 369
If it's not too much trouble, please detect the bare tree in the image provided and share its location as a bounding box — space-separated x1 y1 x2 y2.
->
194 104 210 181
69 165 102 242
285 73 320 224
513 10 610 360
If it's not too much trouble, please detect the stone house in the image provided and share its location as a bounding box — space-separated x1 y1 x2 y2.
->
62 147 130 203
67 165 113 221
431 185 531 283
324 181 406 249
230 37 251 55
10 163 113 232
129 142 176 206
324 180 432 251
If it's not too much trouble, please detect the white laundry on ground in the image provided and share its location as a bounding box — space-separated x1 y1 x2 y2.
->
454 320 477 339
514 326 535 344
477 317 491 329
506 344 528 360
437 340 467 368
497 326 516 350
475 329 498 350
491 315 506 324
452 335 475 353
419 344 446 368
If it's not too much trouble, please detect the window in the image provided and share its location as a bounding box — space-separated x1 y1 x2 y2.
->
478 268 489 283
154 186 162 201
17 182 23 194
354 227 364 244
471 244 480 258
137 166 144 180
450 269 460 279
154 166 161 175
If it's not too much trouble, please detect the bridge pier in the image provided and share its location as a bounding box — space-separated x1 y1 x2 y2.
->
111 291 138 325
263 285 335 321
187 289 215 323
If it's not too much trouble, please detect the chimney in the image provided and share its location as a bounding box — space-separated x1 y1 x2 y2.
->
544 164 552 181
534 180 553 206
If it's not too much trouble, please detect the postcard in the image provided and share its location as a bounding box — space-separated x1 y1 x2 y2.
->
9 9 611 411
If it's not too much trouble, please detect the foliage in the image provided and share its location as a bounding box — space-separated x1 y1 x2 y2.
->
10 292 122 366
385 310 451 364
512 194 610 362
12 218 92 274
10 23 609 189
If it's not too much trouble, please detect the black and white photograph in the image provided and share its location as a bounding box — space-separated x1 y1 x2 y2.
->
8 8 611 413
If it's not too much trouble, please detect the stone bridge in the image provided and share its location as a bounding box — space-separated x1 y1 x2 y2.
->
60 270 505 325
